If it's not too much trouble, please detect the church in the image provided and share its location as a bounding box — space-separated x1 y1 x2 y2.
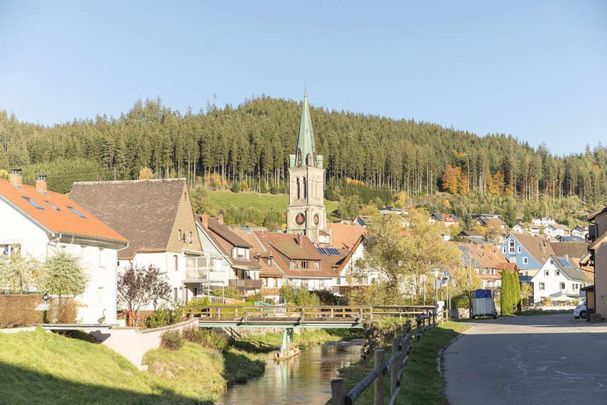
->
286 93 330 244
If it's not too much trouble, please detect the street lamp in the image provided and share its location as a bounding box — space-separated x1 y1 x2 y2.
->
433 269 440 318
443 270 450 321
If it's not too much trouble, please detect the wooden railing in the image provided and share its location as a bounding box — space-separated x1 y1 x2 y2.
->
189 305 436 323
330 314 435 405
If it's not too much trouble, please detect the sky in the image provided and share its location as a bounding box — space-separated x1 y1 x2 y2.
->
0 1 605 155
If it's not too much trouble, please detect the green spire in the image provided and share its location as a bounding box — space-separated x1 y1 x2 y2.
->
295 92 317 167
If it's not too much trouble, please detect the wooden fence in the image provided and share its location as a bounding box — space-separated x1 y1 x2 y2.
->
330 314 435 405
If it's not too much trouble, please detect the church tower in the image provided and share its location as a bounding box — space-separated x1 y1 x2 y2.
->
287 93 327 243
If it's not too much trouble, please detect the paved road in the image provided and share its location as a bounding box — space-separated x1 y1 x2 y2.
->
444 314 607 405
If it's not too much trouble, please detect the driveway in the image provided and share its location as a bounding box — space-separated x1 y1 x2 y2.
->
444 314 607 405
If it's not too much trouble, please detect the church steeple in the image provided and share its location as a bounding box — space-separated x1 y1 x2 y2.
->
291 93 322 168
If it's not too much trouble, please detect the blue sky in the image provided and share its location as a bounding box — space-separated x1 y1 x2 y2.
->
0 1 605 155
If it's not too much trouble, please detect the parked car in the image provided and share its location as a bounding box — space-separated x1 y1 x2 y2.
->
573 301 587 319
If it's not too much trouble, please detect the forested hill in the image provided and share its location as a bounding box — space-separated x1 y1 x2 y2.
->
0 96 606 204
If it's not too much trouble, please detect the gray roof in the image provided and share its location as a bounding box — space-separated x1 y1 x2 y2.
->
549 255 591 282
70 179 187 259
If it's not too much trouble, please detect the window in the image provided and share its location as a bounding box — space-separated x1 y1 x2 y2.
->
178 229 183 241
508 239 515 254
290 261 295 269
314 262 320 270
550 259 554 264
555 270 560 276
66 206 86 218
22 196 45 210
517 246 522 253
560 282 566 290
44 200 61 211
522 257 529 265
174 255 179 271
188 231 193 244
539 282 545 290
301 261 309 269
502 246 506 253
0 244 20 256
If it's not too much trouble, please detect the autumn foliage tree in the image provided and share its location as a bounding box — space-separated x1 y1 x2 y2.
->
117 264 171 326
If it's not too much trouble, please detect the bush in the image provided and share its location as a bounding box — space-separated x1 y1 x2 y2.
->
279 284 321 306
145 305 182 328
160 330 184 350
0 294 43 327
182 327 229 351
230 182 241 193
210 287 242 300
452 294 470 309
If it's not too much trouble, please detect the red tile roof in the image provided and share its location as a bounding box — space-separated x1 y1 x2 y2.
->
327 223 366 249
0 180 127 244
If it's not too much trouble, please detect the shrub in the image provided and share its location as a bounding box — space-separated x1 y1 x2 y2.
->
160 330 184 350
0 294 43 327
182 327 229 351
452 294 470 309
145 305 182 328
210 287 242 300
48 297 77 323
230 182 241 193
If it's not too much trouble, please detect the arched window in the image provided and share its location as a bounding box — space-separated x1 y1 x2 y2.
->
296 178 300 199
303 177 307 199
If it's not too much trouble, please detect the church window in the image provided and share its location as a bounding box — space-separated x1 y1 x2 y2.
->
296 178 300 200
303 177 307 199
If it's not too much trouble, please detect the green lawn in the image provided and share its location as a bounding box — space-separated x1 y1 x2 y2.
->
0 328 266 404
0 328 196 404
207 190 339 214
337 321 469 405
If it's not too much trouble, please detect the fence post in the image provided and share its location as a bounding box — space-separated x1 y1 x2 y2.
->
374 348 385 405
331 378 346 405
432 309 437 327
390 336 399 396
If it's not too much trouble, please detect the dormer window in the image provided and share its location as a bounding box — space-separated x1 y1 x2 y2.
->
66 206 86 218
301 261 309 269
22 196 45 210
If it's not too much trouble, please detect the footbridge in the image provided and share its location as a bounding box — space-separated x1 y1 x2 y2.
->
190 305 437 358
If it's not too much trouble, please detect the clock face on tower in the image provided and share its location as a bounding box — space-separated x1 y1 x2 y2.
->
313 214 320 225
296 213 305 225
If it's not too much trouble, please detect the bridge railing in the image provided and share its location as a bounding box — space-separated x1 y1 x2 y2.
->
330 313 435 405
189 305 437 323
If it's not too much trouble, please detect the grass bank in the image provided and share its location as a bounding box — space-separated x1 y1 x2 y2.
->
0 328 196 404
0 328 265 404
234 328 364 353
144 343 265 402
337 321 469 405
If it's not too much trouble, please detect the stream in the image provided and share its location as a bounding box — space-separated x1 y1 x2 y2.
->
220 340 363 405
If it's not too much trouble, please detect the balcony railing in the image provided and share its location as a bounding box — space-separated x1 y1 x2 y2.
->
186 268 210 281
229 279 262 290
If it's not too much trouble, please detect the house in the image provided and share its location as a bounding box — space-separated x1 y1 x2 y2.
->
588 205 607 318
431 213 459 227
550 241 589 265
0 171 128 324
543 224 570 241
254 231 338 291
532 217 557 227
379 206 406 216
196 215 262 296
531 255 591 303
502 233 554 276
511 223 525 234
70 179 205 305
571 225 588 239
353 215 372 227
458 230 487 244
477 214 506 231
454 242 508 289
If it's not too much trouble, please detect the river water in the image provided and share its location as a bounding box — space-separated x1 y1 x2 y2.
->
220 340 363 405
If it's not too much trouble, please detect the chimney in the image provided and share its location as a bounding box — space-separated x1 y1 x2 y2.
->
217 214 224 225
9 168 22 187
35 174 47 194
201 214 209 229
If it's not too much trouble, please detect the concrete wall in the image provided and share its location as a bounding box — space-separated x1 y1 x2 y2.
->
594 237 607 316
93 319 199 370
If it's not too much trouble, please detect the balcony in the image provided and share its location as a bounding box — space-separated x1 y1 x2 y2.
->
186 268 210 281
229 279 262 290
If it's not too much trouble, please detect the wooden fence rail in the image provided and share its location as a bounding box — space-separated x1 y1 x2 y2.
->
330 312 435 405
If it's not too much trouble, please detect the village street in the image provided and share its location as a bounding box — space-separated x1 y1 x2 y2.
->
444 314 607 405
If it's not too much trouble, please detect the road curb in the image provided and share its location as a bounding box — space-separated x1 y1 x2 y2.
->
437 332 465 376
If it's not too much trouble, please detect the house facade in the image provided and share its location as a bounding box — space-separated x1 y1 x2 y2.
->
531 255 590 303
0 172 128 324
71 179 204 305
196 215 262 296
502 233 554 276
589 206 607 318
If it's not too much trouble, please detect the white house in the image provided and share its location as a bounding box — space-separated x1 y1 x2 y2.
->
71 179 205 305
532 217 557 227
532 255 591 303
0 172 128 324
571 225 588 239
544 224 571 241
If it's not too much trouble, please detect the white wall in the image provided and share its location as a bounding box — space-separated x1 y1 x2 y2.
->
532 260 585 303
1 199 119 324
